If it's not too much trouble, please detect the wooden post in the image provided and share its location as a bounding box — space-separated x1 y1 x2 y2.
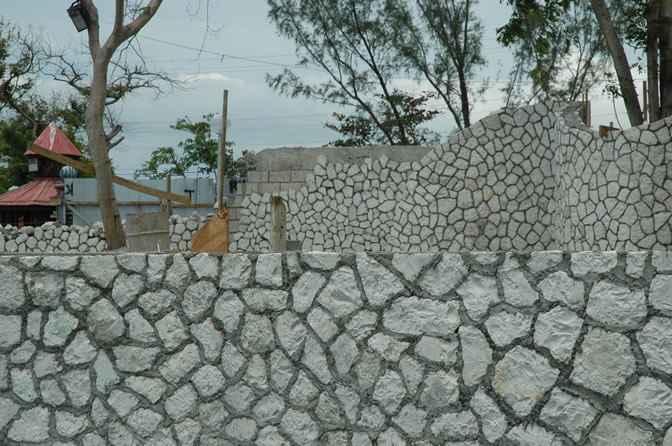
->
218 90 229 212
270 196 286 253
166 173 172 216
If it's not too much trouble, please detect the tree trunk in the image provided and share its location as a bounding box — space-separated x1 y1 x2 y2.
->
86 59 127 250
590 0 644 126
646 1 661 121
658 0 672 117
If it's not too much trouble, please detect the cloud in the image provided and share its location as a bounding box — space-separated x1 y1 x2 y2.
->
176 72 247 87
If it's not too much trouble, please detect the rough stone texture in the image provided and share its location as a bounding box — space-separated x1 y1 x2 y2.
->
0 251 670 445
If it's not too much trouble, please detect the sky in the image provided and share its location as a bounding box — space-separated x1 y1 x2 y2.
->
2 1 638 179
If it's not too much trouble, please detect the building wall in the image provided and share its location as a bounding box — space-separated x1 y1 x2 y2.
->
1 251 672 445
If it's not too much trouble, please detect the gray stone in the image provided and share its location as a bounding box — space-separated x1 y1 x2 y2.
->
430 410 479 440
571 251 618 276
26 310 41 341
256 253 283 287
274 311 307 359
81 432 107 446
192 365 226 397
0 396 20 430
91 398 109 428
257 426 290 446
470 388 506 442
373 369 406 414
241 313 276 353
292 271 326 313
81 255 119 287
213 290 245 333
126 408 163 438
539 388 599 442
419 370 459 411
307 307 339 343
459 326 492 386
113 346 160 372
493 346 559 416
335 385 359 424
383 296 459 336
124 309 157 343
190 318 223 362
11 368 37 402
357 253 404 307
484 311 532 347
317 266 363 318
507 423 563 446
220 254 252 289
315 392 345 426
638 316 672 375
415 336 458 365
182 280 217 321
538 270 585 309
166 383 198 421
346 310 378 341
43 306 78 347
654 252 672 272
61 369 91 407
156 311 188 350
124 376 166 404
302 334 332 384
499 256 538 306
281 409 319 446
378 427 406 445
534 306 583 362
419 253 467 297
351 432 372 446
40 378 66 406
26 272 64 308
159 343 201 385
586 281 647 329
301 252 340 270
224 383 257 413
199 400 228 429
0 314 21 349
165 254 191 289
63 331 96 364
108 422 135 446
456 273 499 320
399 355 423 396
0 355 5 388
117 252 146 273
650 274 672 314
94 351 119 393
111 273 144 307
226 417 257 442
572 327 636 396
368 333 408 362
527 251 563 274
138 289 176 316
65 277 100 310
253 393 285 425
357 404 386 432
189 252 218 279
108 389 139 417
0 265 24 309
147 254 167 285
242 287 288 311
7 406 50 442
626 252 647 278
87 299 125 342
624 376 672 429
289 371 319 407
391 253 435 282
391 404 426 438
221 342 247 378
588 413 656 446
354 351 383 391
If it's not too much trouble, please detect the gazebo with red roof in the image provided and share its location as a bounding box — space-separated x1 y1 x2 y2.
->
0 123 83 227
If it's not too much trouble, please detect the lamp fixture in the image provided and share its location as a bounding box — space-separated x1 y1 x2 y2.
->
67 0 91 32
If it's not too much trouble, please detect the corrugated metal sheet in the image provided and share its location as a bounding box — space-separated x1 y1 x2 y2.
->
63 177 238 227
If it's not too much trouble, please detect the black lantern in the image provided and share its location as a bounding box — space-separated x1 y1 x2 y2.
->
67 0 91 32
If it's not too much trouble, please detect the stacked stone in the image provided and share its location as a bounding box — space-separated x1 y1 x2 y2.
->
0 212 208 253
553 104 672 251
1 250 672 445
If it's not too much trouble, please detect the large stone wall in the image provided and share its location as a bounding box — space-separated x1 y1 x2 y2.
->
231 102 672 252
2 251 672 445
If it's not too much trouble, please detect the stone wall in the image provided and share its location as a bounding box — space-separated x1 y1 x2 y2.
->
231 102 672 252
2 251 672 445
0 213 208 254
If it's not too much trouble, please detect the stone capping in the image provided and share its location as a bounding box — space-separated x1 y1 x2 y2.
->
1 250 672 445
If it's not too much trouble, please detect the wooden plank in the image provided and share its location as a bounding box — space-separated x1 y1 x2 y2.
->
64 200 214 208
270 196 286 252
27 143 191 204
65 203 95 228
192 209 229 252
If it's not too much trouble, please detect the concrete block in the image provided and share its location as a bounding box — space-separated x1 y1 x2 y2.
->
259 183 281 194
244 183 260 194
247 171 268 183
269 171 292 182
291 171 309 182
280 182 304 192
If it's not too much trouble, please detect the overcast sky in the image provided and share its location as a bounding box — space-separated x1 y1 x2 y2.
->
3 1 636 179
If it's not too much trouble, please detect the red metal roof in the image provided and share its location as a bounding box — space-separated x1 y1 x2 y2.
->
0 178 62 207
24 123 83 157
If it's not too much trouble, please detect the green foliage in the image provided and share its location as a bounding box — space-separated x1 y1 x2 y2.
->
134 114 247 179
0 119 32 194
326 91 441 146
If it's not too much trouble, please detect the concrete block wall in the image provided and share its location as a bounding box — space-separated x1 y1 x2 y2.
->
1 251 672 445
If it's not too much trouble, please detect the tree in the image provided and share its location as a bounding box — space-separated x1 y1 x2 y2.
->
384 0 487 130
325 90 441 146
499 0 672 126
134 114 247 179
